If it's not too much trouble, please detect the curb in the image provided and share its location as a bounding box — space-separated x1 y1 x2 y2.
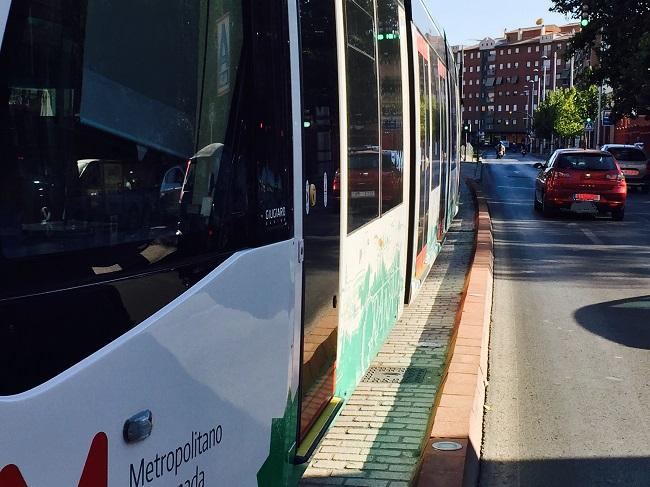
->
416 178 494 487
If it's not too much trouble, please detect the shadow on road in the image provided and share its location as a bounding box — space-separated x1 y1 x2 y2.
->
574 295 650 350
480 455 650 487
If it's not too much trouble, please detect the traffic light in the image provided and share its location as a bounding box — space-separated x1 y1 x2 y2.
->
463 122 471 133
580 4 590 27
586 117 592 123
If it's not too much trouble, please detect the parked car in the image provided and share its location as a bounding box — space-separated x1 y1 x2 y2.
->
601 144 649 192
533 149 627 220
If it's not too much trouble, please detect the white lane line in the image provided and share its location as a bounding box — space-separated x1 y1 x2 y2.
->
581 228 604 245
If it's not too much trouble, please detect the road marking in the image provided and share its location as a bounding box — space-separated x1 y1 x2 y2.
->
581 228 604 245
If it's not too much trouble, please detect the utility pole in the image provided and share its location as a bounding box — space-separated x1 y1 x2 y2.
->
552 51 557 91
569 55 574 88
596 83 603 147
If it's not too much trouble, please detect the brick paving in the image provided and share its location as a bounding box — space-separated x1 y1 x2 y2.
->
300 169 477 487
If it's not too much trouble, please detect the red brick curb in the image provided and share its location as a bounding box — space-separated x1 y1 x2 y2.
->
416 178 494 487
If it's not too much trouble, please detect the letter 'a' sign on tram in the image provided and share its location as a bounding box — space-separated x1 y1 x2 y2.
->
217 14 230 95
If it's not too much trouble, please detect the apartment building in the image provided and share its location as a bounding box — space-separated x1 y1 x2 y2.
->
456 23 587 146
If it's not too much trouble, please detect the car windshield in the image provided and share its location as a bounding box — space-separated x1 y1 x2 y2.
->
606 148 646 162
555 154 617 171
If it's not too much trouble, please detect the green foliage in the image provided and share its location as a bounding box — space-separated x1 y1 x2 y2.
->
550 0 650 117
533 86 602 138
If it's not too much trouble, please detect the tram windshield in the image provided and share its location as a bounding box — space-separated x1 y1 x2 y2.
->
0 0 245 297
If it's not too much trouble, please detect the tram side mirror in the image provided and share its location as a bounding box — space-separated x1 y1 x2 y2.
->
533 162 544 169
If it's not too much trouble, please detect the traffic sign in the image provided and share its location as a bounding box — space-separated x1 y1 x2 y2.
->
584 121 594 132
602 110 614 127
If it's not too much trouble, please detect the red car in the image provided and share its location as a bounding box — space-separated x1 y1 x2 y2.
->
534 149 627 220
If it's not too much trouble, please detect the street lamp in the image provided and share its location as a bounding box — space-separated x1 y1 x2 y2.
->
542 55 549 101
533 69 541 107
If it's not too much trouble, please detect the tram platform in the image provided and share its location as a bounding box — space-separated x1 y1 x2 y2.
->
299 163 484 487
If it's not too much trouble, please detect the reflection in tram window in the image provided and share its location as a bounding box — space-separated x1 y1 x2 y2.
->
377 0 404 213
0 0 292 395
345 0 380 233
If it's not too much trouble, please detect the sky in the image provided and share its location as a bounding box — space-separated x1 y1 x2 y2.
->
433 0 576 47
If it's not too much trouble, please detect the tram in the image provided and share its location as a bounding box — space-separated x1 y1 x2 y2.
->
0 0 460 485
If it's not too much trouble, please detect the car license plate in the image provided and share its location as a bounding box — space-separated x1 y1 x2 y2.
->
570 201 597 213
622 169 639 176
351 190 376 198
573 193 600 201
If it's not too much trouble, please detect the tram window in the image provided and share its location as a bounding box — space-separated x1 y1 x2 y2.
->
0 0 292 395
416 51 430 256
429 53 441 191
345 0 380 233
377 0 404 213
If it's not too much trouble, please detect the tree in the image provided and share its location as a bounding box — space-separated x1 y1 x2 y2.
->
550 0 650 118
533 87 600 141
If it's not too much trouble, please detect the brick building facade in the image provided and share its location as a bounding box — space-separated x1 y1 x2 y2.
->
456 23 587 147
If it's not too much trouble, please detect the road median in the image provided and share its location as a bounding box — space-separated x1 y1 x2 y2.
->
416 178 494 487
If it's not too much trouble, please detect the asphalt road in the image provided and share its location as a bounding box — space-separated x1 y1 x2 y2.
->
477 155 650 487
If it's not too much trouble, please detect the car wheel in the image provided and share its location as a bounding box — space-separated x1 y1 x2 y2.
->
542 195 555 217
612 208 625 221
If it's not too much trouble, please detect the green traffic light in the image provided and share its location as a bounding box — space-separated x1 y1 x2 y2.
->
586 117 592 123
377 34 385 40
580 18 589 27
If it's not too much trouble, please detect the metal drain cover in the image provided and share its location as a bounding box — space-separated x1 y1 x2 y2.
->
432 441 463 451
362 366 432 384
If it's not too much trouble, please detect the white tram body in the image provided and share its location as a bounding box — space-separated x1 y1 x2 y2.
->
0 0 460 485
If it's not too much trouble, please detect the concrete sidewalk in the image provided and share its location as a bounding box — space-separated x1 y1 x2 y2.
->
299 170 477 487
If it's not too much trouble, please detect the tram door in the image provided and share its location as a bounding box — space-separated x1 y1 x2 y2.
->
298 0 341 445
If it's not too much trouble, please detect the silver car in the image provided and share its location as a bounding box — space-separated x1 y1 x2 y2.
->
602 144 649 192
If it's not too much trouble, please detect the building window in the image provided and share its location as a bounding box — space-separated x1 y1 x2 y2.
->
476 65 481 72
515 62 519 68
500 49 504 55
505 120 509 125
499 63 503 69
513 104 518 111
488 105 495 111
534 74 539 81
477 52 481 58
476 105 479 112
506 63 511 68
505 104 510 111
470 52 474 59
513 119 517 125
469 66 473 72
535 60 539 67
468 106 472 111
469 79 473 85
526 61 531 67
528 46 532 53
515 48 520 53
526 75 530 81
536 46 540 52
507 49 511 54
498 105 502 112
482 106 486 112
463 67 466 73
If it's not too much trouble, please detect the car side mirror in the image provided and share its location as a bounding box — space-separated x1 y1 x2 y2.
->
533 162 543 169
